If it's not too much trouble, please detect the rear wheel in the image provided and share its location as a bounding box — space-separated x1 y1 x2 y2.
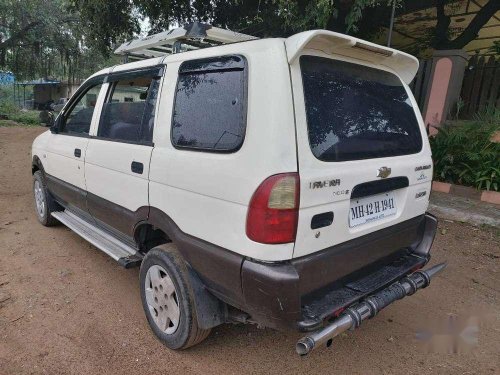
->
33 171 59 226
139 244 211 349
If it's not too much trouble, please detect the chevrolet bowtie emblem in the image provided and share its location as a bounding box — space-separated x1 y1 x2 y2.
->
377 167 391 178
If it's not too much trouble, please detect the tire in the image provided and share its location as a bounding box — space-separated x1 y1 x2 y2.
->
139 244 211 350
33 170 59 226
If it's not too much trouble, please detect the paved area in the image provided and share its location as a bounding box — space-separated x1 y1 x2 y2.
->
1 126 499 375
430 191 500 228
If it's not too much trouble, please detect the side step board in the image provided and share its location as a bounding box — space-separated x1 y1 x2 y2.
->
51 210 142 268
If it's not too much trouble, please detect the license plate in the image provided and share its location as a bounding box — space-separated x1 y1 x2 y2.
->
349 192 396 228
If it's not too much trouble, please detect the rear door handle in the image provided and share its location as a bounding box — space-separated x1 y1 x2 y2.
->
131 161 144 174
74 148 81 158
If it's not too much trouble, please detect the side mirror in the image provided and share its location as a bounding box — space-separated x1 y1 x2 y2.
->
50 115 61 134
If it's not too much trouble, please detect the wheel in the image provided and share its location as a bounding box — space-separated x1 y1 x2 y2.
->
33 170 59 226
139 244 211 350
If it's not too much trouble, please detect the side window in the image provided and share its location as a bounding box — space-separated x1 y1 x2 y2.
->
61 84 103 135
171 55 247 152
98 75 160 144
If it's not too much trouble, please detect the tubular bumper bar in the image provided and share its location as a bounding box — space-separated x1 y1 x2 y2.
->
296 261 447 356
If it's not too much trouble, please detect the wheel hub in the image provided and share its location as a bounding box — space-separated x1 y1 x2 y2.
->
34 180 45 218
145 264 180 334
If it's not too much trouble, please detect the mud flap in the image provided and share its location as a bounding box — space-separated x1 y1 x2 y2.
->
187 266 227 330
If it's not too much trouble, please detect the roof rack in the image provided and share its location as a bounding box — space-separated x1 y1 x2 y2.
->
114 22 258 61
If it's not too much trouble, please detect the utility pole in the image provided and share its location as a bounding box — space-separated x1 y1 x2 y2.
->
387 1 396 47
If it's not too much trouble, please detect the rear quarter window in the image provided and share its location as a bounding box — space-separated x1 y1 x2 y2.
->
171 55 247 152
300 55 423 162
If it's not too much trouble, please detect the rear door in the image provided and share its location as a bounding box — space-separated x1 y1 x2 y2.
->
84 67 162 241
290 53 432 258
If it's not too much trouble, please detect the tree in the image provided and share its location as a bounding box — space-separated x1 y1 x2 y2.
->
0 0 121 81
432 0 500 50
75 0 499 55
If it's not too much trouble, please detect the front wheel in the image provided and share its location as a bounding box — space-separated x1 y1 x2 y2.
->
139 244 211 350
33 171 59 226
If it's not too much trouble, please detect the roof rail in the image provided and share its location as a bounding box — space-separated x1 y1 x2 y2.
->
114 22 258 61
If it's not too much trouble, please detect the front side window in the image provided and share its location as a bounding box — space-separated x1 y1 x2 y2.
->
61 84 103 135
300 55 423 162
98 75 160 143
171 55 247 152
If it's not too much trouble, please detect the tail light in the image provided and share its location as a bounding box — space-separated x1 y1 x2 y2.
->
246 173 300 244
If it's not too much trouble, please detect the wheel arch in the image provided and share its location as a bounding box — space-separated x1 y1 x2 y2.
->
135 209 229 329
32 155 44 175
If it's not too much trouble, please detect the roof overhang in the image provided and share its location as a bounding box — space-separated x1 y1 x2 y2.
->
285 30 419 84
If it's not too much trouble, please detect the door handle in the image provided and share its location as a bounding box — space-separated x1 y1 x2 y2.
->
74 148 81 158
131 161 144 174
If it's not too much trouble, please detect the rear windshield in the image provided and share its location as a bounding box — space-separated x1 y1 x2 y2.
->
300 55 422 162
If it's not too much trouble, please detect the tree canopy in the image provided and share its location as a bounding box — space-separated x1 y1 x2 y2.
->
72 0 500 55
1 0 498 81
0 0 124 81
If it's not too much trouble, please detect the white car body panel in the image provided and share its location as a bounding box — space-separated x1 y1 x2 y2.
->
84 140 153 212
285 30 419 84
149 39 297 261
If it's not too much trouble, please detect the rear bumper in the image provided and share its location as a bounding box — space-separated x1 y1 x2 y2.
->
240 213 437 331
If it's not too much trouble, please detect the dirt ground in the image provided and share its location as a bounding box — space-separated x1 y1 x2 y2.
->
0 125 499 375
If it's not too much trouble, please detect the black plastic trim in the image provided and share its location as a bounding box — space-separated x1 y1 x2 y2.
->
107 66 164 82
179 55 246 74
351 177 409 199
311 212 334 229
44 173 88 216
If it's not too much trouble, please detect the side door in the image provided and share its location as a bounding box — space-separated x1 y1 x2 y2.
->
44 79 105 216
84 67 163 242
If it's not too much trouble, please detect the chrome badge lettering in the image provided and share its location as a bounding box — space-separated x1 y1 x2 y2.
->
415 164 432 171
310 179 341 189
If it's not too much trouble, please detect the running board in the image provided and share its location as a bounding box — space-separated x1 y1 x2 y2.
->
51 210 142 268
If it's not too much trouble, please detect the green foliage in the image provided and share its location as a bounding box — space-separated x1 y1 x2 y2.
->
7 109 40 125
430 108 500 191
0 86 40 125
489 41 500 55
0 0 124 81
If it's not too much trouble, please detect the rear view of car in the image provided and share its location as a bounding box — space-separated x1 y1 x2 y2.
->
246 31 446 354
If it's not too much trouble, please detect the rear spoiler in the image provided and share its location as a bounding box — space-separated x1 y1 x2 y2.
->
285 30 419 84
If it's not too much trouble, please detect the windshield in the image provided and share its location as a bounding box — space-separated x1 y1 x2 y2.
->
300 55 423 162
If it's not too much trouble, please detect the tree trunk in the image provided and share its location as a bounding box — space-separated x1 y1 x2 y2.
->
433 0 500 50
326 0 351 33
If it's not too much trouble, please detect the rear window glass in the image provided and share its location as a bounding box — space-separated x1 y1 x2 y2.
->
300 55 423 162
171 55 247 152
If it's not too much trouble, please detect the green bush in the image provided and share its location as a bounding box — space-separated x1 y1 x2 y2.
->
8 110 41 125
0 88 40 126
430 108 500 191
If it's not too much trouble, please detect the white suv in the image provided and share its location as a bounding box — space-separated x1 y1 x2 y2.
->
31 25 445 355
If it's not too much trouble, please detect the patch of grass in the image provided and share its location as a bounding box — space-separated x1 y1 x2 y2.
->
0 119 22 127
8 110 41 125
0 100 41 126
